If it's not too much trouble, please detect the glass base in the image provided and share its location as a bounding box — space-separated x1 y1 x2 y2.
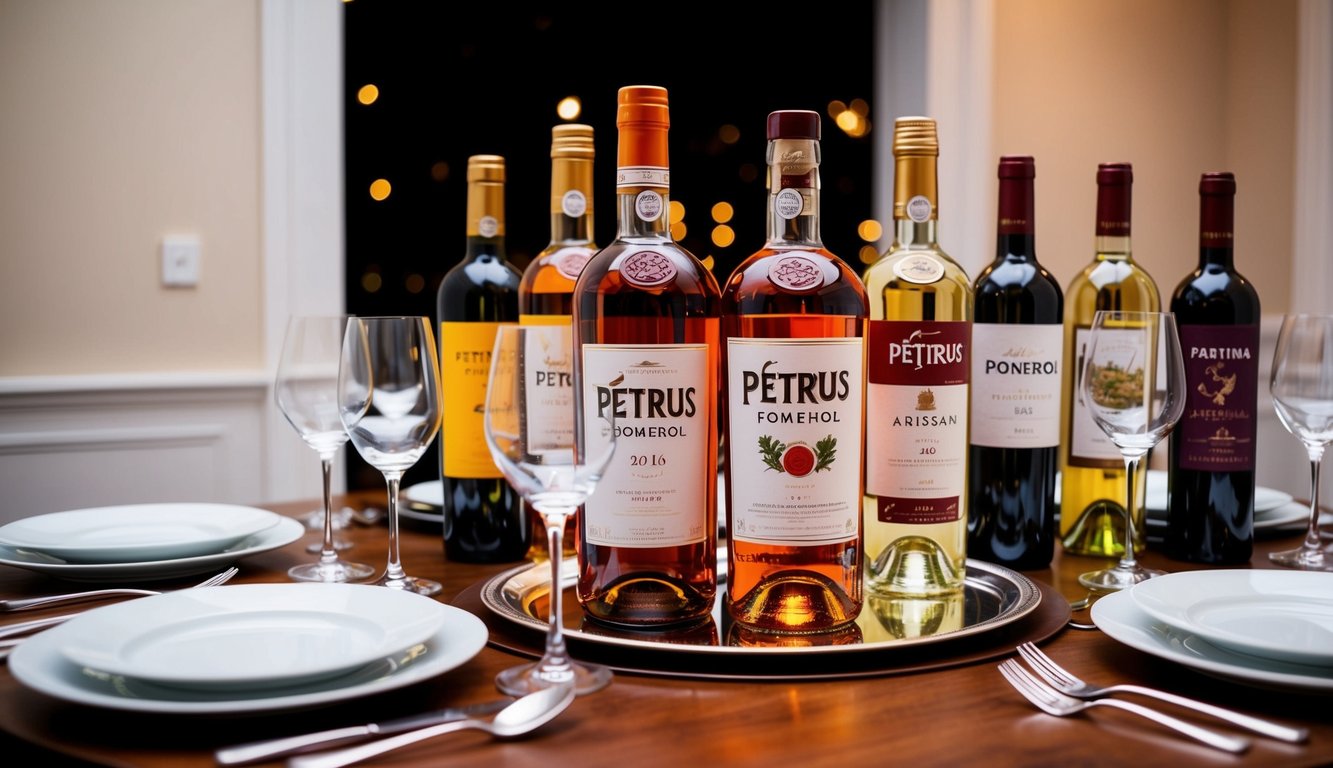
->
374 573 442 596
1269 547 1333 571
1077 564 1166 592
288 559 375 583
495 658 612 697
306 538 353 553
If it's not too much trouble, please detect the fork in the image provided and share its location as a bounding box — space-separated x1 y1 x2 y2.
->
0 566 239 612
1016 642 1309 743
998 659 1250 753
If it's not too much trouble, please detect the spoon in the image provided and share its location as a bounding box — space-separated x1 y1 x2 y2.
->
288 683 576 768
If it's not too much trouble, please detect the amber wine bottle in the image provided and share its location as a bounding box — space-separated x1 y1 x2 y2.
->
1166 172 1258 564
1059 162 1159 556
571 85 720 627
968 156 1063 569
721 110 866 632
862 117 972 595
517 124 598 560
437 154 526 563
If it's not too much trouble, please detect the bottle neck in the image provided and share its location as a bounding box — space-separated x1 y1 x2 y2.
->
892 154 939 248
1094 180 1131 260
465 179 505 259
996 172 1035 261
1198 191 1234 268
765 137 822 248
616 186 671 239
549 156 594 245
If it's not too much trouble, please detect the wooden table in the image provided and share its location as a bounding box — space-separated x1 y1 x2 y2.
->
1 494 1329 768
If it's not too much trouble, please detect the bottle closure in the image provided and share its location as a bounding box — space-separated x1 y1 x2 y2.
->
891 117 939 222
551 124 594 218
466 154 505 238
1094 162 1132 237
996 156 1035 236
1198 171 1235 250
616 85 670 189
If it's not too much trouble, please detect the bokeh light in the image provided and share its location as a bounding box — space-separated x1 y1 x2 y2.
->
357 84 379 105
711 202 734 223
711 225 735 248
369 179 392 201
858 219 883 242
557 96 581 120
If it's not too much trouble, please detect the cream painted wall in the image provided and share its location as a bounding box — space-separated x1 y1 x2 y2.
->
0 0 263 376
990 0 1295 305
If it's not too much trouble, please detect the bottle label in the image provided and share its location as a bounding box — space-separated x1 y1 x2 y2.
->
1068 325 1133 468
581 344 710 547
892 254 946 285
549 245 593 281
619 248 677 288
617 166 670 189
865 320 969 523
970 324 1062 448
1177 324 1259 472
726 338 863 546
767 254 825 292
522 324 575 453
775 188 804 220
561 190 587 218
478 216 499 238
635 190 664 222
906 195 933 223
440 320 508 478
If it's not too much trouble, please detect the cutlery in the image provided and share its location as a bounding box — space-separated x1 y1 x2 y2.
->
0 566 239 612
1015 641 1309 742
998 659 1250 753
288 683 576 768
214 697 514 765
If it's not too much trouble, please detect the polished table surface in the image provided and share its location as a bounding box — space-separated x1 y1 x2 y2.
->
1 494 1329 768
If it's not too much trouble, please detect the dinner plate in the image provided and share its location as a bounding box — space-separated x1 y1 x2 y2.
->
56 584 449 691
481 553 1042 656
400 481 444 526
1091 588 1333 693
0 504 281 564
1055 470 1293 514
9 603 487 715
1130 570 1333 666
0 517 304 583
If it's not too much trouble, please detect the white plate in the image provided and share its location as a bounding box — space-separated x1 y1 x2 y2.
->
1057 470 1295 515
403 480 443 508
1091 588 1333 693
9 602 486 714
0 504 281 564
0 517 304 583
1130 570 1333 666
56 584 449 691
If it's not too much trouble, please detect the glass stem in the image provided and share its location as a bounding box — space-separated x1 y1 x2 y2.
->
542 511 571 669
318 455 338 565
1302 445 1325 552
383 471 405 581
1119 454 1141 570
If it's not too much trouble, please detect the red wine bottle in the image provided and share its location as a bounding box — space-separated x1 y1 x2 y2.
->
1165 172 1259 564
968 156 1063 569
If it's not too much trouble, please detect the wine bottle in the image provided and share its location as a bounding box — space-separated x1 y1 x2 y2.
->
721 110 866 632
437 154 526 563
571 85 720 627
1165 172 1258 564
1059 162 1160 556
517 124 597 560
862 117 972 595
968 156 1063 570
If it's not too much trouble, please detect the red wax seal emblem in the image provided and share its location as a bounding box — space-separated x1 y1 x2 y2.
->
768 255 824 291
620 250 677 287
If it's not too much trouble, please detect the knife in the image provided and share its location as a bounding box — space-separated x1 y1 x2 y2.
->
213 698 514 765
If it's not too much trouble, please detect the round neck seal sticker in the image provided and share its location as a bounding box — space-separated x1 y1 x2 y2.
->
635 190 664 223
620 249 677 288
892 253 946 285
561 190 587 219
551 246 593 281
478 215 499 238
768 254 826 292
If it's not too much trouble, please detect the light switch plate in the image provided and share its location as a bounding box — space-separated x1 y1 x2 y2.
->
162 235 201 287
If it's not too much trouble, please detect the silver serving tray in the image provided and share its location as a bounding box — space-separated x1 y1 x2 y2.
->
480 550 1042 656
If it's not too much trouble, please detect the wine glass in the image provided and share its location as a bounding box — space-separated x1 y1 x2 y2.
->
275 316 375 583
339 316 444 595
1077 310 1186 591
1268 314 1333 570
483 324 615 696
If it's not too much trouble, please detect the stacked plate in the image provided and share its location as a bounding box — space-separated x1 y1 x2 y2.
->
1092 570 1333 693
0 503 304 582
401 481 445 527
8 583 488 714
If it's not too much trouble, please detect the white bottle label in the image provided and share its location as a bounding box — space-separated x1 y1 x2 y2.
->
635 190 664 222
479 215 499 238
1069 325 1130 467
775 188 804 219
561 189 587 218
970 324 1062 448
727 338 863 546
581 344 709 547
522 325 574 453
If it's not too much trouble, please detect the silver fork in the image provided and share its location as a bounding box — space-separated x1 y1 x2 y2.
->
1016 642 1309 743
998 659 1250 753
0 567 240 643
0 566 240 612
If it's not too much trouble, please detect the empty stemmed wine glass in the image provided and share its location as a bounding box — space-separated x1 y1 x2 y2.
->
339 316 443 595
1268 313 1333 570
1078 310 1186 591
275 316 374 583
483 324 616 695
